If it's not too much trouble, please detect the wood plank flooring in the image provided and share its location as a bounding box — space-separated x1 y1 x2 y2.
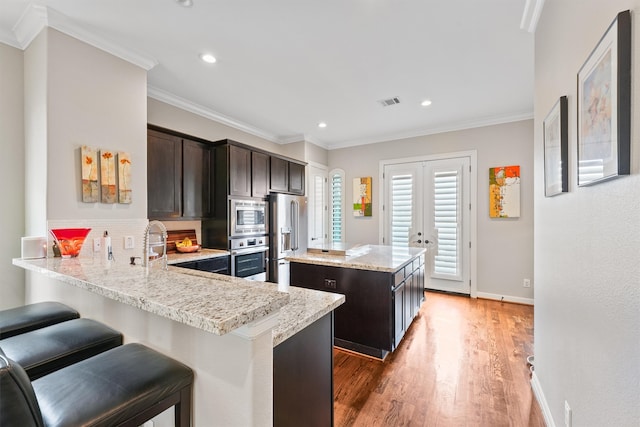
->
334 292 544 427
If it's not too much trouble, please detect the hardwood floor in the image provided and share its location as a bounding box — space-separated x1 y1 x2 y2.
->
334 291 544 427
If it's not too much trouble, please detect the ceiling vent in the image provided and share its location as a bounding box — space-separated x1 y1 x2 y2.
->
378 97 401 107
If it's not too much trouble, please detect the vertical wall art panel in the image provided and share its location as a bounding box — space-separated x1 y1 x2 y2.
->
489 166 520 218
100 149 116 203
81 145 98 202
353 176 372 217
118 151 132 204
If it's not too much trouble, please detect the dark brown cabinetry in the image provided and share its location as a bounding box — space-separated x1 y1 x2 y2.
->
182 139 213 218
251 151 269 198
270 156 305 195
290 255 424 359
148 128 214 220
229 145 252 197
148 130 182 219
273 312 333 426
269 156 289 192
173 256 230 275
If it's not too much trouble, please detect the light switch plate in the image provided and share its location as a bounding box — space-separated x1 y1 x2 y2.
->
93 238 102 252
124 236 135 249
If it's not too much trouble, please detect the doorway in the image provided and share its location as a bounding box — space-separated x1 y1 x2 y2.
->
381 152 476 295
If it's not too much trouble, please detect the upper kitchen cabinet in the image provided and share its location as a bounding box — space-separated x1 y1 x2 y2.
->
288 161 305 195
270 156 289 193
229 145 252 197
251 151 270 198
147 127 213 220
148 129 182 219
270 156 306 195
182 139 213 218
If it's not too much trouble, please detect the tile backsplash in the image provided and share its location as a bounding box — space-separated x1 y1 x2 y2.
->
46 218 149 262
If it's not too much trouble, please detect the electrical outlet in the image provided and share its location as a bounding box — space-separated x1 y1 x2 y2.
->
564 400 572 427
93 238 102 252
324 279 337 289
523 278 531 288
124 236 135 249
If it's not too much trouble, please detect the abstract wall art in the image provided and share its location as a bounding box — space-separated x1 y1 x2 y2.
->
81 145 99 203
353 177 372 217
100 150 116 204
489 166 520 218
118 151 132 204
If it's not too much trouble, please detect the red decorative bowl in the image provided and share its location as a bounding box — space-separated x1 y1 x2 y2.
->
50 228 91 258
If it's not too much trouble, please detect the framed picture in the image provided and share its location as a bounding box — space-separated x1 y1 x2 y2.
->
543 96 568 196
353 177 372 217
577 10 631 186
489 166 520 218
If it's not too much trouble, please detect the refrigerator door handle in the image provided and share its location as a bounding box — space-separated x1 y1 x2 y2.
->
291 200 299 251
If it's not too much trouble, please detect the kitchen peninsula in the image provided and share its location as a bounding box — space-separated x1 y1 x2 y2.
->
13 256 344 426
288 244 426 359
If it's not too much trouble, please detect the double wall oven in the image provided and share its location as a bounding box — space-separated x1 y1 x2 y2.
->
229 199 268 281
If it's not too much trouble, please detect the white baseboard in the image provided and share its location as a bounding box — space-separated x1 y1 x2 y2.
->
531 371 555 427
476 292 534 305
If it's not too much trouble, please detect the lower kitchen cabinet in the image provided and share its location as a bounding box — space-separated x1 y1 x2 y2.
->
290 255 424 359
273 312 333 427
173 256 230 275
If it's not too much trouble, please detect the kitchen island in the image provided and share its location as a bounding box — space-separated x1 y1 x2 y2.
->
13 256 344 426
288 244 426 359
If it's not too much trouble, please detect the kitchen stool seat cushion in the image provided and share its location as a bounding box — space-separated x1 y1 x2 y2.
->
0 302 79 339
33 343 193 427
0 318 123 380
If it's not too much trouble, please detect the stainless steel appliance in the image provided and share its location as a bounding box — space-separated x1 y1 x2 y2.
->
231 235 268 281
230 199 267 237
268 193 307 285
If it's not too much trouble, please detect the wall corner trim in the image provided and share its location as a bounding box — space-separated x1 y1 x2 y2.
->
531 371 557 427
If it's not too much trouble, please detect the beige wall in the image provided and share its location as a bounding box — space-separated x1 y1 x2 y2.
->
329 120 534 301
534 2 640 426
46 29 148 221
0 42 25 309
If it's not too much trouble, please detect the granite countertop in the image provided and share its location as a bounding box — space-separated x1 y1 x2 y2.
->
12 257 288 336
170 268 345 346
166 248 229 264
13 256 344 346
287 244 426 273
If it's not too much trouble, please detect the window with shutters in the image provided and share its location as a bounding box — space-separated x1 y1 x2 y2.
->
390 174 413 246
432 168 461 280
329 169 344 242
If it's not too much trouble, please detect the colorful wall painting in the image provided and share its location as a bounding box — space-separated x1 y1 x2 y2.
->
81 146 99 203
118 151 132 204
353 177 372 217
489 166 520 218
100 150 116 203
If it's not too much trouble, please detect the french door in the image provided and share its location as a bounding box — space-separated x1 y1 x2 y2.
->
307 164 328 246
383 156 471 295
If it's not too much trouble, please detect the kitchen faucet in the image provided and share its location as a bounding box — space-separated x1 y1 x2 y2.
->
143 220 168 269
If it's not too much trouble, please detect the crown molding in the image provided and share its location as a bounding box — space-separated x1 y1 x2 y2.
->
324 111 534 150
12 4 157 70
520 0 546 33
147 85 282 144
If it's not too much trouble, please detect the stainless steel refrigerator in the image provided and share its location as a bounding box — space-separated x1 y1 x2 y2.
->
268 193 307 286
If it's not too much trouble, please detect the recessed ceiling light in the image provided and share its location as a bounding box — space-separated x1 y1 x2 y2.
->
200 53 216 64
421 99 432 107
175 0 193 7
318 122 327 128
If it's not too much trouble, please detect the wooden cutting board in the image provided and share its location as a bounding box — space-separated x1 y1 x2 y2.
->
166 229 198 254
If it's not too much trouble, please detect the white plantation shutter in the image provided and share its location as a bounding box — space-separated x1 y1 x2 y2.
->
432 169 461 279
330 170 344 242
390 174 413 246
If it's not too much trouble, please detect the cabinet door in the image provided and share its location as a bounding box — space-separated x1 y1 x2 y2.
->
182 139 211 218
270 156 289 192
148 130 182 219
229 145 251 197
393 282 406 347
252 151 269 198
289 162 305 195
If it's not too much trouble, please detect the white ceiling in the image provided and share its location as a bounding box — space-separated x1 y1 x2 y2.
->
0 0 536 150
